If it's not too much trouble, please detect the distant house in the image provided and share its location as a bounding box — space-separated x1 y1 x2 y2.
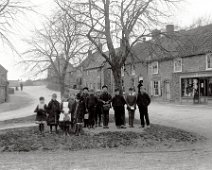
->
68 24 212 104
144 24 212 104
47 56 76 90
0 64 8 103
8 80 19 88
82 50 106 90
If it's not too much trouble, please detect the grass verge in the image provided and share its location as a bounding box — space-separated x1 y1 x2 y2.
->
0 115 205 152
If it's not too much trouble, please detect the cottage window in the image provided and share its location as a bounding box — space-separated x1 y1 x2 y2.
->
151 81 161 96
206 53 212 70
152 62 158 74
174 58 182 72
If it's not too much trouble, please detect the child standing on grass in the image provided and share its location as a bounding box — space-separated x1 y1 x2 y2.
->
72 93 85 136
126 88 137 128
60 95 71 136
112 89 126 129
86 89 98 129
47 93 61 134
99 85 112 129
82 87 89 128
34 97 48 134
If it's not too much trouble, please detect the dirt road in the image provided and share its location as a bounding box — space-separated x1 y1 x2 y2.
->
1 86 212 169
0 86 60 121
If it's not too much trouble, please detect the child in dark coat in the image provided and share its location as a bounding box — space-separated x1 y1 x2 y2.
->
86 90 98 128
47 93 61 133
82 87 89 128
112 89 126 129
99 85 112 129
34 97 48 134
71 93 85 136
95 91 103 127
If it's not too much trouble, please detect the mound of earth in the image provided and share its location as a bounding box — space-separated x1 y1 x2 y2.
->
0 124 205 152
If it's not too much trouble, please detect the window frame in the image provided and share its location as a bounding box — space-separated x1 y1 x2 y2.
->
206 53 212 70
151 80 161 96
152 61 159 75
173 58 182 73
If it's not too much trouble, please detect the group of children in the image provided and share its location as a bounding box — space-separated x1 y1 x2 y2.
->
34 85 150 136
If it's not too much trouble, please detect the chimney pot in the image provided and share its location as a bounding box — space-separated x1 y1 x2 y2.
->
166 24 174 33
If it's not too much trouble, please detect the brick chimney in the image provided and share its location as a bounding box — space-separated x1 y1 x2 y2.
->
166 24 174 33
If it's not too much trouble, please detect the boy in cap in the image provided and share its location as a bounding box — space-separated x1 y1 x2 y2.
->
86 89 98 128
112 88 126 128
99 85 112 129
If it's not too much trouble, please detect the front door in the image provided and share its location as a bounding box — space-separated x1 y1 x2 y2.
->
199 78 207 103
164 82 171 100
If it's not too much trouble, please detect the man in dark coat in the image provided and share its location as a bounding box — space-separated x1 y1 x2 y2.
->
95 91 103 127
112 88 126 128
137 86 151 129
99 85 112 129
47 93 61 133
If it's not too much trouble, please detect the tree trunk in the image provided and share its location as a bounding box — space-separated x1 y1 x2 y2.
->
112 66 123 95
59 77 65 99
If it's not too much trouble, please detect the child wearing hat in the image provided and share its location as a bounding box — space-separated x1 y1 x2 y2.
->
112 88 126 129
71 93 85 136
99 85 112 129
85 89 98 128
47 93 61 133
34 97 48 134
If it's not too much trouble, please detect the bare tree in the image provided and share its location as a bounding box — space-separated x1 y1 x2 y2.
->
56 0 181 93
23 11 85 97
0 0 31 47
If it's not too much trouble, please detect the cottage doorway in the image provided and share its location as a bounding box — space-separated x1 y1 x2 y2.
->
164 82 171 100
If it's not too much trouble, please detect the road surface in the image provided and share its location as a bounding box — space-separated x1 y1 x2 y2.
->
0 86 60 121
1 86 212 169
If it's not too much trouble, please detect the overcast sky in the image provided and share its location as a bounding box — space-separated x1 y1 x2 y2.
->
1 0 212 80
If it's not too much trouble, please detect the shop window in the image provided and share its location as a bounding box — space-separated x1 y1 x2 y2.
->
181 78 198 97
208 78 212 96
152 62 158 74
174 58 182 72
206 53 212 70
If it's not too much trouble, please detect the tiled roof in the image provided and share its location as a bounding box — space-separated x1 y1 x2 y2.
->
83 51 107 70
131 24 212 63
78 24 212 68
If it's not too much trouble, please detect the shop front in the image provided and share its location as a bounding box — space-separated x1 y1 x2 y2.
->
181 75 212 104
